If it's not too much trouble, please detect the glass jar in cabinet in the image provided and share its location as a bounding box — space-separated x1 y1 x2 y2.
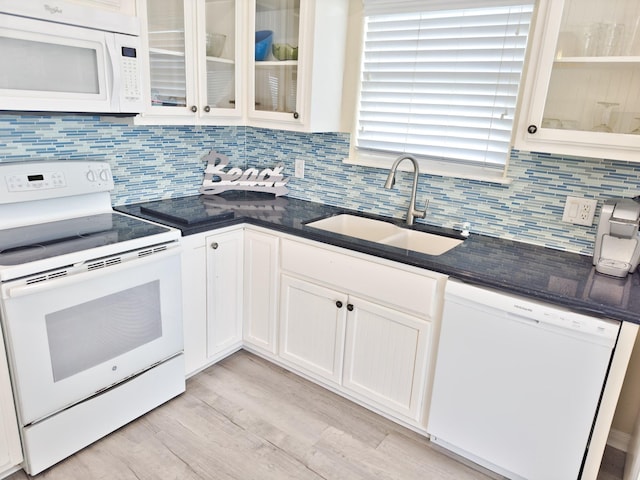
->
515 0 640 162
248 0 348 132
137 0 244 124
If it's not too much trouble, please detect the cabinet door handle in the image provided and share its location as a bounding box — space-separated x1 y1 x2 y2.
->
527 124 537 134
210 242 219 250
204 105 211 113
293 111 299 119
191 105 198 113
347 304 354 311
336 301 343 308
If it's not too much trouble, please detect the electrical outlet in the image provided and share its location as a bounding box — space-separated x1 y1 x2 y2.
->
294 159 305 178
562 196 597 226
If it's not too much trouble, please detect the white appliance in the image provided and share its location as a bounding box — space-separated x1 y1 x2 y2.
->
428 280 620 480
0 0 143 114
0 160 184 475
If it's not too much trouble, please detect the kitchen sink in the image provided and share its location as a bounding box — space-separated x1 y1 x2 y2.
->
306 214 463 256
305 213 399 242
379 229 463 256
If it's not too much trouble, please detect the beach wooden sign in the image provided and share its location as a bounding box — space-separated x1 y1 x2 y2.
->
199 150 290 197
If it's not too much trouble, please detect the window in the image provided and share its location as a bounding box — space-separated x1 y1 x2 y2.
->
352 0 535 182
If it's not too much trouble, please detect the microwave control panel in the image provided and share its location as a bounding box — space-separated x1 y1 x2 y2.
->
120 46 141 102
114 33 144 112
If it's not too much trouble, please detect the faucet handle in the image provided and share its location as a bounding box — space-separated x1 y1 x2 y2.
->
415 199 428 219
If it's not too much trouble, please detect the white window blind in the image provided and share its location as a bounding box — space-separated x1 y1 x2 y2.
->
356 1 534 176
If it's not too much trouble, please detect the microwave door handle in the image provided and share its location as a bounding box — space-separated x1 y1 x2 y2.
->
105 34 119 111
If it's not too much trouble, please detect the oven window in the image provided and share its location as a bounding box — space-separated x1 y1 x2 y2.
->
45 281 163 382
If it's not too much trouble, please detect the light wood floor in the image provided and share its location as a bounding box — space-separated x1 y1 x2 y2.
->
7 350 624 479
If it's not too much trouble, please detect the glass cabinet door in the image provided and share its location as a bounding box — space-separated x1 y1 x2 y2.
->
253 0 300 116
202 0 238 112
146 0 190 110
540 0 640 135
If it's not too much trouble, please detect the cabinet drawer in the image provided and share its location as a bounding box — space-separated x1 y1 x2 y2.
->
281 239 441 318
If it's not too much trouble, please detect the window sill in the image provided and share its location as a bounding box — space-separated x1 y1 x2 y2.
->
344 150 513 185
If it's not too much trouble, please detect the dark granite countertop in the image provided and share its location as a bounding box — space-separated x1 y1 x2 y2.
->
115 192 640 325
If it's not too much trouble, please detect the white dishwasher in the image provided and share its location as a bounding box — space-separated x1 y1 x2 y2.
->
427 280 620 480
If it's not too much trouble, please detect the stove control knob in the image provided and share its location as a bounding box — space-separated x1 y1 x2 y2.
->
99 169 110 182
86 170 96 182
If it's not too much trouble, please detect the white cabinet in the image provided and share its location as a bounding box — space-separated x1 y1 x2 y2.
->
343 297 431 422
516 0 640 161
243 228 279 356
206 229 244 357
279 274 347 383
180 227 243 376
0 329 22 476
180 233 208 375
278 237 446 428
248 0 348 131
137 0 347 131
136 0 244 125
278 269 432 422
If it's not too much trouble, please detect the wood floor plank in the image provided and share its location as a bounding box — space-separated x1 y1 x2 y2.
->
188 361 336 459
145 389 321 480
376 431 500 479
8 351 501 480
210 352 413 447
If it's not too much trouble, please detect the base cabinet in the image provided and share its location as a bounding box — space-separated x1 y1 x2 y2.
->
181 227 243 376
206 229 244 357
278 237 446 429
343 297 431 423
279 274 347 384
243 228 279 356
180 233 208 375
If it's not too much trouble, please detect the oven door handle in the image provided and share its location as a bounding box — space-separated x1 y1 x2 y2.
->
4 246 181 299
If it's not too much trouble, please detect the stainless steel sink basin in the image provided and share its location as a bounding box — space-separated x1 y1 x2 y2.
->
306 214 463 256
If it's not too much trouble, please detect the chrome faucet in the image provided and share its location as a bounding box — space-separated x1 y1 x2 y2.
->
384 155 427 226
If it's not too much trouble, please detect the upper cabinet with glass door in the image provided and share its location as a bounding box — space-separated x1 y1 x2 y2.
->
515 0 640 161
136 0 243 125
248 0 348 132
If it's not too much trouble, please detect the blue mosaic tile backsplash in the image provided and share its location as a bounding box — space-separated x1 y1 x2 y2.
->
1 114 640 255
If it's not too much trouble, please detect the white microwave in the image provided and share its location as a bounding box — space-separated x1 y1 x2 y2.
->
0 1 143 114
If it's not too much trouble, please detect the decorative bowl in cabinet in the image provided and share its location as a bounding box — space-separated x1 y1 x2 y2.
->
255 30 273 61
272 43 298 60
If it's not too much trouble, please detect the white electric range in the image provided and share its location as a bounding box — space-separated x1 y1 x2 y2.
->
0 160 185 475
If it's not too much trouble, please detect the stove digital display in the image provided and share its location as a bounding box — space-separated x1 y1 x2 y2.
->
27 174 44 182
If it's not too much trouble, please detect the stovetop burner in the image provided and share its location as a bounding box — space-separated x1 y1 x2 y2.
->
0 213 171 266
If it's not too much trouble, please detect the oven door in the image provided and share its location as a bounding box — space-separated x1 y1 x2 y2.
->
0 245 183 426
